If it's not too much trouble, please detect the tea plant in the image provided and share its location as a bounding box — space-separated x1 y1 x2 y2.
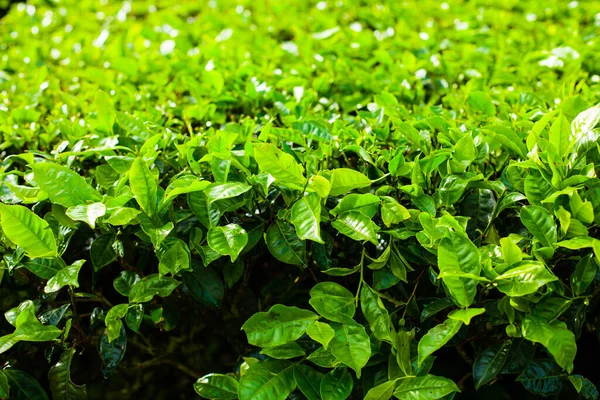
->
0 0 599 399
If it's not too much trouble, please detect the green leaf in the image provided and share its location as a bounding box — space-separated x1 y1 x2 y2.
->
448 308 485 325
48 348 87 400
309 282 356 322
194 374 239 400
90 234 117 271
128 274 180 303
205 182 252 203
294 364 324 400
332 211 379 245
393 374 460 399
66 202 106 229
31 162 101 207
521 315 577 372
188 191 221 229
472 342 510 389
520 206 557 248
420 298 455 322
0 371 7 398
517 360 564 396
328 168 371 196
4 369 49 400
291 193 324 243
223 260 244 288
44 259 85 293
238 360 296 400
320 368 353 400
437 232 481 308
329 321 371 378
493 261 558 296
129 157 158 216
0 204 57 258
571 253 597 295
99 325 127 378
242 304 318 347
183 264 224 308
360 283 393 342
306 321 335 350
266 220 306 266
254 143 306 190
330 193 380 218
207 224 248 262
158 238 191 275
417 319 462 366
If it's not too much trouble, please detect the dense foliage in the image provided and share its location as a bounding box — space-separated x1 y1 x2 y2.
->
1 0 600 399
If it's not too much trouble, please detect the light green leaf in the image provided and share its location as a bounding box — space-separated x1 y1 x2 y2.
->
448 308 485 325
260 343 305 359
242 304 318 348
309 282 356 322
417 319 462 366
31 162 101 207
238 360 296 400
66 202 106 229
493 261 557 296
437 232 481 308
105 304 128 343
329 321 371 378
291 193 324 243
158 238 191 275
105 207 141 226
194 374 239 400
549 114 572 159
205 182 252 204
380 196 410 228
360 283 393 342
328 168 371 197
332 211 379 245
393 374 460 399
467 91 495 116
207 224 248 262
128 274 180 303
129 157 157 216
330 193 380 218
521 315 576 372
254 143 306 190
0 204 57 258
520 206 557 248
365 379 398 400
396 330 414 377
306 321 335 350
44 260 85 293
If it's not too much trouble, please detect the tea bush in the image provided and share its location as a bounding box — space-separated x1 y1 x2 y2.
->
0 0 600 399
